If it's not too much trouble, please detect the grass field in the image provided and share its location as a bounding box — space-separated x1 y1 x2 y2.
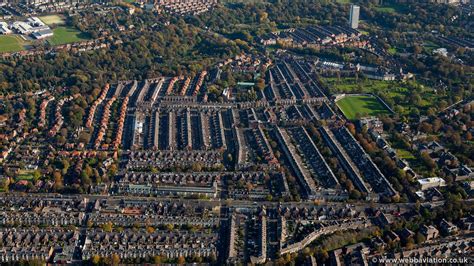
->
374 4 407 14
422 41 441 53
323 78 444 115
0 35 25 53
39 15 65 25
323 77 396 94
387 47 397 55
396 149 416 160
48 26 90 45
15 170 36 181
336 95 391 120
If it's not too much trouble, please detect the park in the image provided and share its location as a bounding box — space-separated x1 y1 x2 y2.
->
336 94 391 120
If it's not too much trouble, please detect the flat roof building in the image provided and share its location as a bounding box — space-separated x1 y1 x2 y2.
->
417 177 446 190
0 22 11 34
349 4 360 29
31 28 53 39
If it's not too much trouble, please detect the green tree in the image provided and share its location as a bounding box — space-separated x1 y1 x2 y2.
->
101 221 114 232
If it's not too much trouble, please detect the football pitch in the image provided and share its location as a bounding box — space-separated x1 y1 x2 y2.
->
0 35 25 53
48 26 91 45
336 95 391 120
39 15 65 25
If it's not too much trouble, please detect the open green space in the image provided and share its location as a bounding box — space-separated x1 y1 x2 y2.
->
39 15 65 25
387 47 397 55
48 26 91 45
336 95 390 120
323 77 444 115
323 77 395 94
396 149 416 160
15 170 36 181
0 35 25 53
374 4 407 14
422 41 441 53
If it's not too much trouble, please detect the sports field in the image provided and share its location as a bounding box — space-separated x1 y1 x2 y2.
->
39 15 65 25
336 95 391 120
374 4 407 14
48 26 90 45
0 35 25 53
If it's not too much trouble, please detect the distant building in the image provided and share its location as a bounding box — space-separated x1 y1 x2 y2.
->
417 177 446 190
430 0 464 4
0 22 11 34
420 225 439 241
31 28 53 39
349 4 360 29
9 16 52 39
433 48 448 57
440 219 458 234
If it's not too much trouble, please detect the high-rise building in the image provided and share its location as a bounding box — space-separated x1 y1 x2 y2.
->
349 4 360 29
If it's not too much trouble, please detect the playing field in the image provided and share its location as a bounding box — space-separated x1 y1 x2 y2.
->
15 169 36 181
48 26 90 45
374 4 407 14
39 15 65 25
0 35 25 53
336 95 391 120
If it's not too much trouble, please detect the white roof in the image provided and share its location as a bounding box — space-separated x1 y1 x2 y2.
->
12 21 32 33
417 177 445 185
27 17 46 27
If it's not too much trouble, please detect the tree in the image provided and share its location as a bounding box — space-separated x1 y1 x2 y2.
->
111 254 120 265
258 11 269 23
413 45 422 55
0 178 9 192
177 256 186 264
347 123 356 135
53 171 63 191
466 132 472 141
405 237 415 249
350 189 362 199
191 162 203 172
153 256 163 264
32 170 41 181
420 151 436 170
101 221 114 232
256 79 265 90
166 224 174 231
91 255 101 265
415 232 426 244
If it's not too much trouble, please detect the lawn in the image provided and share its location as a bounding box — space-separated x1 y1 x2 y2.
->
422 41 441 53
336 95 391 120
387 47 397 55
374 4 407 14
15 170 36 181
0 35 25 53
48 26 91 45
323 77 395 93
396 149 416 160
39 15 65 26
323 78 446 115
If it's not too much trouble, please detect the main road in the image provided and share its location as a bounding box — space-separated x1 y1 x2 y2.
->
0 192 419 212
